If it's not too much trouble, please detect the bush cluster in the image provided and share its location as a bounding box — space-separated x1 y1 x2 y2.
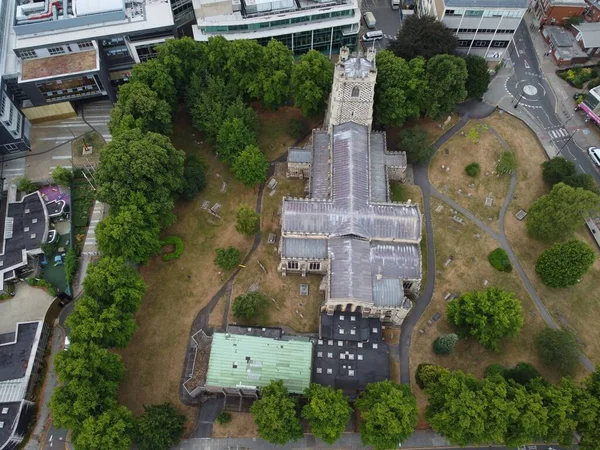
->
465 162 480 177
161 236 184 261
488 248 512 272
214 247 241 271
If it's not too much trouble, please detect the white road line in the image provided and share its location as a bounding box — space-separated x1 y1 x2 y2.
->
37 137 72 141
549 130 557 139
49 166 72 171
51 155 72 160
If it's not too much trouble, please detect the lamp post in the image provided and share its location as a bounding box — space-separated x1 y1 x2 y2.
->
558 129 579 155
513 91 524 108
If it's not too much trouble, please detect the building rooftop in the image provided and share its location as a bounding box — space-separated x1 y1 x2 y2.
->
20 49 98 82
205 332 313 394
573 22 600 48
320 311 382 342
544 26 588 60
444 0 528 7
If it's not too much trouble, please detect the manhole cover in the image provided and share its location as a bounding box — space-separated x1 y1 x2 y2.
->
523 85 538 96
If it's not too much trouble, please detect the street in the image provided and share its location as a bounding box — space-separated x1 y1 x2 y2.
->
505 21 600 184
359 0 403 50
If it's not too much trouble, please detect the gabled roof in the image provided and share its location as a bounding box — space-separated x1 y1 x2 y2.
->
573 22 600 48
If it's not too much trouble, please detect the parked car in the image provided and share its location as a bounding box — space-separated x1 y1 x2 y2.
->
63 336 71 351
363 11 376 29
588 146 600 167
362 30 384 42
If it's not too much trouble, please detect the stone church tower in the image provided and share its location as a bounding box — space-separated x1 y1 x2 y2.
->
324 46 377 134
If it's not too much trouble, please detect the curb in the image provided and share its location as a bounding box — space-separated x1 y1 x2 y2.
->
499 105 551 161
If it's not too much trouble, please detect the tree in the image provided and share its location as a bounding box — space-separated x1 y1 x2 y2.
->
232 291 267 320
236 204 260 236
464 55 490 99
535 239 595 288
188 75 235 144
214 247 242 271
433 333 458 355
535 327 580 375
526 183 600 242
181 155 206 201
302 384 352 444
134 403 186 450
502 362 543 386
503 380 549 447
54 341 125 384
52 166 73 186
576 369 600 449
291 50 334 116
252 39 294 108
216 412 231 425
250 380 303 444
373 51 427 126
17 177 36 193
564 172 597 192
488 247 512 272
66 296 137 348
415 363 450 389
65 247 78 285
465 162 480 177
425 55 468 119
355 380 418 449
156 37 205 95
216 118 257 166
398 127 435 164
130 59 177 106
447 287 523 351
108 82 172 136
542 157 577 186
73 405 133 450
232 145 268 187
96 128 185 227
496 151 516 175
83 256 146 314
223 39 264 97
96 205 162 265
226 98 258 135
388 15 458 60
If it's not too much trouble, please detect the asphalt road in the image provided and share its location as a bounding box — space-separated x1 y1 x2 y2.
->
359 0 403 50
506 21 600 184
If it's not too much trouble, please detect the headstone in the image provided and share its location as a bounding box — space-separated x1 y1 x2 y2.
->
446 167 450 173
201 200 210 210
432 312 442 322
210 203 222 214
469 183 475 189
221 182 227 193
457 188 463 195
441 165 445 169
484 196 493 207
248 283 260 292
444 255 454 267
485 171 490 176
488 217 493 221
451 215 464 224
443 292 452 301
419 329 425 335
267 178 278 190
435 204 444 213
474 233 481 239
444 148 449 156
515 209 527 221
269 189 277 197
483 280 489 286
427 319 433 327
300 284 309 296
467 193 472 198
267 232 276 244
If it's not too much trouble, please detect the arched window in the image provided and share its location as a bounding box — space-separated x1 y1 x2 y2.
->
351 86 360 97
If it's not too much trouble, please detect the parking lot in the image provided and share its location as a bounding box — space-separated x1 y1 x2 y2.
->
359 0 405 50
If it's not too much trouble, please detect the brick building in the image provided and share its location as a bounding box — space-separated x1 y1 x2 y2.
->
534 0 587 26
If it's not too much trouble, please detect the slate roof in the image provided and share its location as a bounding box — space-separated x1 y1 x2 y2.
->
573 22 600 48
282 237 327 259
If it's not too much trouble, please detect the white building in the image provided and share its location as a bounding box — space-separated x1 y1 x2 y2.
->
417 0 527 61
192 0 360 56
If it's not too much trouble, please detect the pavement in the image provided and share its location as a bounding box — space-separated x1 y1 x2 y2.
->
360 0 403 50
484 17 600 184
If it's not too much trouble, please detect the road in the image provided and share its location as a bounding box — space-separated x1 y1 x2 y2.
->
360 0 402 50
505 21 600 184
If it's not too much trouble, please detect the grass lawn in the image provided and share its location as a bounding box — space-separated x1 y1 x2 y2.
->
226 173 323 333
429 121 511 232
212 412 257 438
485 112 600 366
256 105 323 161
410 196 561 429
71 131 105 167
117 109 258 427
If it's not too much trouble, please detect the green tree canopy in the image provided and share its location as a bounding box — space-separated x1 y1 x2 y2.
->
291 50 333 116
535 239 595 288
96 128 185 227
433 333 458 355
216 117 257 166
425 55 468 119
224 39 264 97
577 369 600 449
251 39 294 108
388 15 458 60
214 246 242 271
373 51 427 127
134 403 186 450
302 384 352 444
83 256 146 314
73 404 133 450
447 287 523 351
398 127 436 164
236 204 260 236
17 177 36 193
464 55 490 99
66 296 136 348
52 166 73 187
355 380 418 450
108 82 173 136
535 327 580 375
542 157 577 186
415 363 450 389
226 98 258 135
188 75 235 144
232 291 267 320
156 37 205 94
130 59 177 106
96 205 161 265
526 182 600 242
250 380 303 444
232 145 269 187
181 155 206 201
564 172 597 192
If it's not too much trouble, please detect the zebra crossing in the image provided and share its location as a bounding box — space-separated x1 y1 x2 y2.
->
548 128 569 140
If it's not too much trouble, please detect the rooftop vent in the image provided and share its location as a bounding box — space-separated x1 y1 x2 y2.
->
32 218 38 224
1 408 7 414
24 227 29 232
24 209 30 214
316 367 322 374
30 233 36 239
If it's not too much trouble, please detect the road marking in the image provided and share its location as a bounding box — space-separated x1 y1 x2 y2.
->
51 155 72 160
38 137 72 141
524 59 530 69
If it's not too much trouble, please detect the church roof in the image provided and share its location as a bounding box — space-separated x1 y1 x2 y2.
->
344 56 373 78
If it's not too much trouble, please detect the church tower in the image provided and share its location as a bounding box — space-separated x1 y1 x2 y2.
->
324 46 377 134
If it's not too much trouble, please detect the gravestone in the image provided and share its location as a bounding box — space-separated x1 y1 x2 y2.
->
201 200 210 210
444 255 454 267
435 204 444 213
221 182 227 193
267 178 278 190
300 284 309 296
515 209 527 221
484 196 493 207
432 312 442 322
452 215 464 224
267 232 277 244
269 189 277 197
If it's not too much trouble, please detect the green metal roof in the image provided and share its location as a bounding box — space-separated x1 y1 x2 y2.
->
205 333 313 394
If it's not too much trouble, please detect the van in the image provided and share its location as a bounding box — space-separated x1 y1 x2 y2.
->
362 30 384 42
589 146 600 167
363 11 376 29
391 0 400 9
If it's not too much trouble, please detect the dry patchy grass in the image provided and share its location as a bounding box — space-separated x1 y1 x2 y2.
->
227 174 323 333
386 115 460 150
212 412 258 438
429 121 510 232
208 295 227 329
117 109 258 426
410 197 554 429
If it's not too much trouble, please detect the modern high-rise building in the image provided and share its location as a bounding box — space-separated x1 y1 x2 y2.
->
191 0 360 56
417 0 528 61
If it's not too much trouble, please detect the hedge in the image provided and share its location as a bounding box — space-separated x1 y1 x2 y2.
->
161 236 184 261
488 248 512 272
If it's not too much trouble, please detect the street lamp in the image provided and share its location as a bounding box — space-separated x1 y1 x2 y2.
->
558 129 580 154
513 91 524 109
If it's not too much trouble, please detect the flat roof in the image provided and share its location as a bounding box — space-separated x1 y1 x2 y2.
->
320 311 382 342
444 0 528 7
20 49 98 82
74 0 124 16
0 322 38 382
205 332 313 394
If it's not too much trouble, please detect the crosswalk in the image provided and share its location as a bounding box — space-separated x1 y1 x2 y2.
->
548 128 569 140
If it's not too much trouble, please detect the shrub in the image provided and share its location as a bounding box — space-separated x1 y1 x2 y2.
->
415 363 449 389
588 77 600 89
496 151 516 175
65 248 78 285
41 240 59 256
26 278 57 296
232 291 267 320
216 412 231 425
161 236 184 261
484 363 505 378
432 333 458 355
503 362 542 386
535 327 580 375
214 247 241 271
17 177 37 193
52 166 73 187
288 118 309 140
465 162 480 177
535 240 595 288
235 204 260 236
181 155 206 201
488 248 512 272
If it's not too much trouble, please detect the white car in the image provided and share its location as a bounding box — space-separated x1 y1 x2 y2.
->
588 147 600 167
63 336 70 351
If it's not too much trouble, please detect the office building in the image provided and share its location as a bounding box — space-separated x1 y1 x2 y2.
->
191 0 360 56
417 0 528 61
